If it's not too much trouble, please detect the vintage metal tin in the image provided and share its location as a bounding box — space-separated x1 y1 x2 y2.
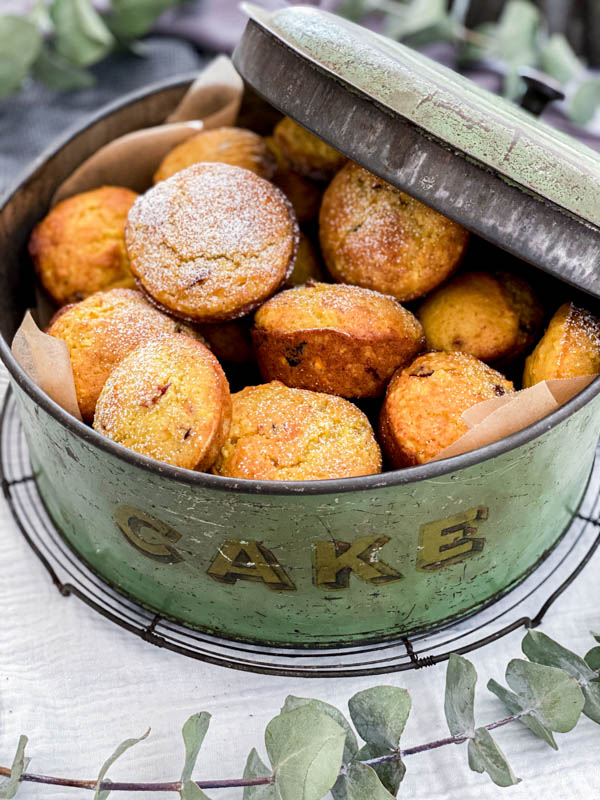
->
0 22 599 646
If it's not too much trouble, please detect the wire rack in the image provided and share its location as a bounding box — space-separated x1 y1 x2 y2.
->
2 387 599 678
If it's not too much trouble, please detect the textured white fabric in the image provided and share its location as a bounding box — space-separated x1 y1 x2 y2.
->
0 363 598 799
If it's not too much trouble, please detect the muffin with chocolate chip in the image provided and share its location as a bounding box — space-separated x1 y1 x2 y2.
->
379 351 514 467
319 162 469 302
29 186 138 306
126 162 298 322
253 282 424 397
94 334 231 471
273 117 347 182
266 135 322 223
212 381 381 480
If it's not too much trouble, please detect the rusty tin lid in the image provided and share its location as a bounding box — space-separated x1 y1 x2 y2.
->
233 4 600 298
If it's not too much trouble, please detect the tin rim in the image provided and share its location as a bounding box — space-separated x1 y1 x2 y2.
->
1 75 599 497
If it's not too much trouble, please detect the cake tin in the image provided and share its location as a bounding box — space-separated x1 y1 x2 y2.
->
0 5 599 647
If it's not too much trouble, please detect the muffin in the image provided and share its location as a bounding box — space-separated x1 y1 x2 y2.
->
212 381 381 480
94 334 231 471
126 163 298 322
379 351 514 467
273 117 347 181
47 288 202 422
523 302 600 387
319 163 469 302
266 136 322 223
153 127 276 184
29 186 138 306
418 271 543 365
253 282 424 397
285 233 324 287
197 318 254 365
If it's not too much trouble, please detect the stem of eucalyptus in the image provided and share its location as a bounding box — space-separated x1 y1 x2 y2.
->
0 712 524 793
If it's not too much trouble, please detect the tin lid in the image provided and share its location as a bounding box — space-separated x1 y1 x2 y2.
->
233 4 600 298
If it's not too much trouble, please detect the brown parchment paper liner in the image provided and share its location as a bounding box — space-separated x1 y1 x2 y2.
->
431 374 598 462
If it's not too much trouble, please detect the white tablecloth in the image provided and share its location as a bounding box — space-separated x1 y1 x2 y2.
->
0 364 598 799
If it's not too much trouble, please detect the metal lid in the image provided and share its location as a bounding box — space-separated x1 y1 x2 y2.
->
233 4 600 299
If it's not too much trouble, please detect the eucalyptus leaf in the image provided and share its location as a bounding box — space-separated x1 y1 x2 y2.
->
336 0 374 22
181 712 211 784
333 762 395 800
585 646 600 672
32 45 94 90
348 687 411 751
282 696 358 764
539 34 584 84
265 706 345 800
94 729 150 800
181 782 211 800
444 654 476 737
0 15 42 98
50 0 115 67
505 659 584 732
384 0 454 45
243 749 276 800
108 0 181 41
487 679 557 749
467 727 520 787
355 744 405 796
0 736 29 799
569 79 600 125
522 630 600 723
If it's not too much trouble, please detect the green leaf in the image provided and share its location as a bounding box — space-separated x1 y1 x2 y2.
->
522 630 600 724
467 727 520 787
539 34 584 84
181 712 211 784
108 0 182 41
348 687 411 751
385 0 454 46
333 762 395 800
281 696 358 764
336 0 374 22
0 15 42 98
585 646 600 672
243 749 275 800
487 678 557 749
181 783 211 800
355 744 405 796
32 45 94 90
444 654 476 737
0 736 29 799
569 79 600 126
50 0 115 67
94 729 150 800
265 706 345 800
506 659 584 732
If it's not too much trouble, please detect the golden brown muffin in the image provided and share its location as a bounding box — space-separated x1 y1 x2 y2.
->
319 163 469 302
94 334 231 471
197 318 254 365
273 117 347 181
379 351 514 467
265 136 322 222
285 233 324 287
126 163 299 323
211 381 381 480
48 288 202 422
418 271 543 365
29 186 138 306
523 302 600 387
153 127 276 184
253 282 424 397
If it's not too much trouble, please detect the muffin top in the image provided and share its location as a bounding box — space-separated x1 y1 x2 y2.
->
47 288 202 422
94 334 231 471
212 381 381 481
153 126 276 184
29 185 138 306
523 302 600 387
126 163 298 322
273 117 347 181
380 351 514 466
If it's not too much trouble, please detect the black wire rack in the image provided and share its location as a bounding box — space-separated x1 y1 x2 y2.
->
2 387 599 678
